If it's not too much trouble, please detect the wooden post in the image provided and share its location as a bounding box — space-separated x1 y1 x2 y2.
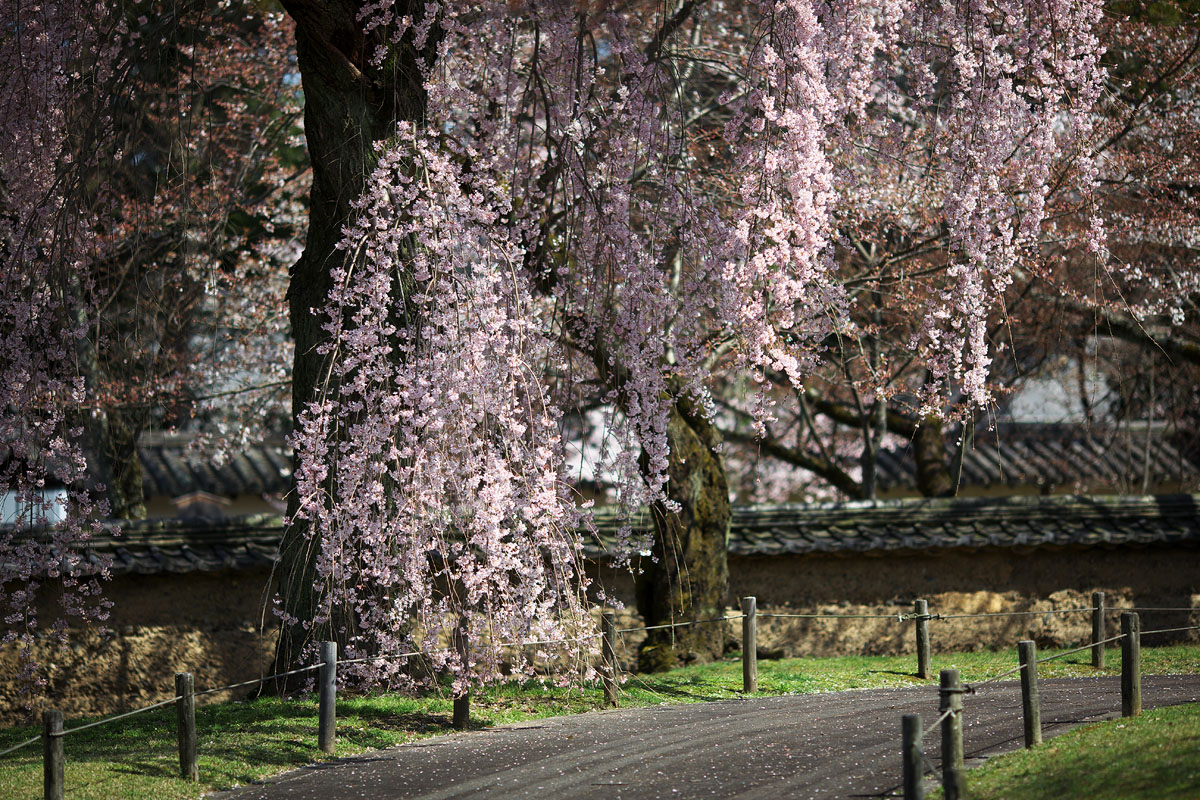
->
1091 591 1106 669
1121 612 1141 717
742 596 757 694
902 713 924 800
453 625 470 729
601 612 619 707
175 672 198 780
914 599 931 680
318 641 337 753
1018 640 1042 748
42 709 63 800
939 669 965 800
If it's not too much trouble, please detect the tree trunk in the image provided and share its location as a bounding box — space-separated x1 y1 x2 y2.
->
913 414 953 497
73 310 147 520
273 1 433 679
636 396 731 672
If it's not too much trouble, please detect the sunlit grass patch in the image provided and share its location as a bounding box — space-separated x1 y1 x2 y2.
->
930 702 1200 800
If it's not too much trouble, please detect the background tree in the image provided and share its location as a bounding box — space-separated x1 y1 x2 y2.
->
0 0 303 692
721 0 1200 504
82 2 303 519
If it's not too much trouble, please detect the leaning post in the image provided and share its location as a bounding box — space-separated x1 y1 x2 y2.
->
742 596 758 694
939 669 965 800
1121 612 1141 717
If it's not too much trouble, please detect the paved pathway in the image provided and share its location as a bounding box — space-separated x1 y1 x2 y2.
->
215 675 1200 799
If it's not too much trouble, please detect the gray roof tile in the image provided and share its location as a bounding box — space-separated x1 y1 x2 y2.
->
14 495 1200 576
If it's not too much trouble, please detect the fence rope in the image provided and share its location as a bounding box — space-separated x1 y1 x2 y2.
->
1120 607 1200 613
338 649 431 667
0 734 40 758
55 695 181 737
617 615 742 634
934 607 1093 620
759 612 916 621
1033 634 1128 667
11 607 1195 754
966 633 1129 694
10 621 684 750
920 706 957 738
492 634 604 648
1140 624 1200 637
194 663 323 698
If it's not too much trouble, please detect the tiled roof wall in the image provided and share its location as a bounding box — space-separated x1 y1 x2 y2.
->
876 423 1200 492
131 424 1198 503
137 436 291 498
17 494 1198 576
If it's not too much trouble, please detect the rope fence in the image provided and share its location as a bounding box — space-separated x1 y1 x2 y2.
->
898 616 1200 800
617 615 740 634
5 594 1199 800
0 734 39 759
932 607 1093 619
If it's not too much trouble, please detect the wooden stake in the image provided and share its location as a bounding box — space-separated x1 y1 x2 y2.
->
915 599 931 680
742 596 757 694
902 713 924 800
318 642 337 753
939 669 965 800
1091 591 1106 669
176 672 198 780
602 612 619 706
1018 640 1042 747
1122 612 1141 717
42 709 63 800
453 625 470 729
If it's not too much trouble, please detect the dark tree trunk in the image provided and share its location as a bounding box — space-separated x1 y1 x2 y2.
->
74 311 147 520
913 414 953 497
273 0 434 679
636 396 731 672
99 408 146 520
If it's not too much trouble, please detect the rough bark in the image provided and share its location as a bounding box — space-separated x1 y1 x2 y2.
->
636 396 731 672
273 0 433 679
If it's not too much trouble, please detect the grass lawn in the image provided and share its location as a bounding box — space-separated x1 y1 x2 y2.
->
930 702 1200 800
0 643 1196 800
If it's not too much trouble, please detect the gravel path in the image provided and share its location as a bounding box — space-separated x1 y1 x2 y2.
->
214 675 1200 799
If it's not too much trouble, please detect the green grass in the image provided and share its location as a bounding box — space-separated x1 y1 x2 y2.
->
931 702 1200 800
0 643 1196 800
